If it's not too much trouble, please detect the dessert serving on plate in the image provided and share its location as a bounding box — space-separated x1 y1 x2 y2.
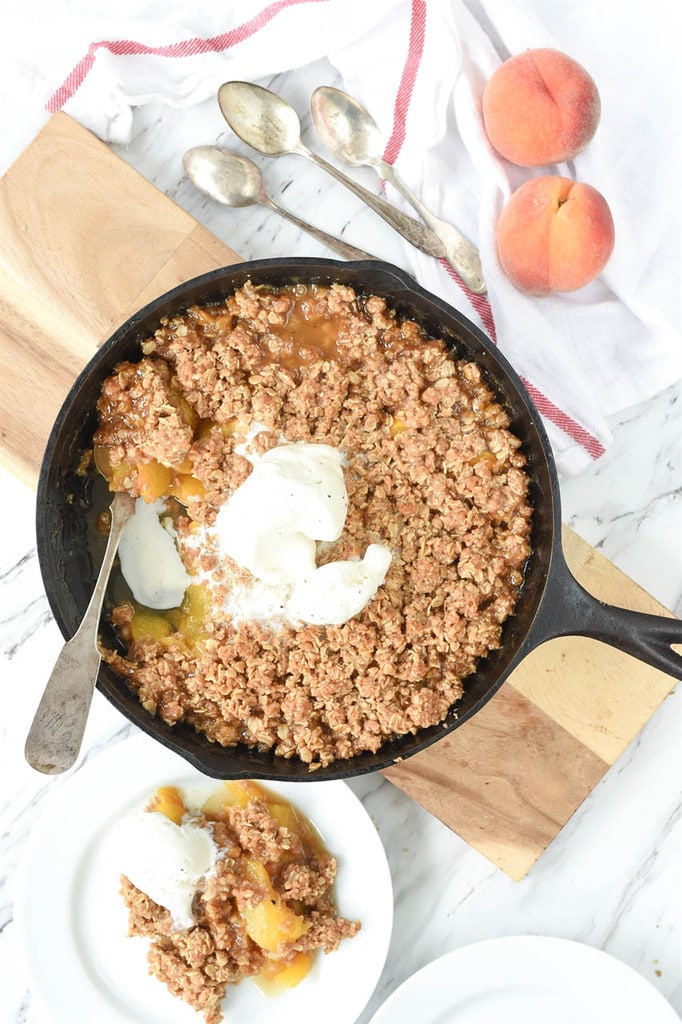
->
17 737 394 1024
117 778 360 1023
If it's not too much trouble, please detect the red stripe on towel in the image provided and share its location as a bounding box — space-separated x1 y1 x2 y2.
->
441 263 604 455
47 0 328 112
520 380 606 457
382 0 427 165
383 0 602 460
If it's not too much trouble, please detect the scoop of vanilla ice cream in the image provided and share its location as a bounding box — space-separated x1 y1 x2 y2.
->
216 442 347 585
118 498 190 609
287 544 393 626
215 440 392 627
116 811 218 930
215 472 317 585
256 443 348 542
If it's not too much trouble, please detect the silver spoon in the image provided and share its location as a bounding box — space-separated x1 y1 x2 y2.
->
217 81 447 261
183 146 377 262
24 491 136 774
311 86 486 295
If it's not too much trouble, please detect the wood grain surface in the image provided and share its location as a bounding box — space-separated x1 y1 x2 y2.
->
386 528 678 878
0 113 238 486
1 114 676 880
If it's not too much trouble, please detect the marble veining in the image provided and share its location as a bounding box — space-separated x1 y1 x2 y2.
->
0 52 680 1024
0 551 52 661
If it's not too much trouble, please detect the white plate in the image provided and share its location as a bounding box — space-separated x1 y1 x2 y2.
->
368 936 679 1024
17 733 393 1024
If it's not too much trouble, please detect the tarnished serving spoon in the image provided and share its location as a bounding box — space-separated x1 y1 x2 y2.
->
217 81 447 260
183 146 378 261
24 491 136 775
311 86 486 295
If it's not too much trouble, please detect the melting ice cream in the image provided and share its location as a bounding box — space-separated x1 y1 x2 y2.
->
216 441 392 626
116 811 218 930
118 498 189 609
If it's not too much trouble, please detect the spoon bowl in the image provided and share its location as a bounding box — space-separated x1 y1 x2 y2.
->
311 85 486 294
183 145 378 262
311 88 383 167
183 147 264 207
24 490 136 774
218 81 303 156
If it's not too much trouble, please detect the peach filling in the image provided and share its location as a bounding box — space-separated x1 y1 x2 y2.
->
94 445 207 505
122 584 212 647
149 780 329 990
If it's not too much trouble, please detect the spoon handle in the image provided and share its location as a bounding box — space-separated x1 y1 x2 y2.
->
303 149 447 259
24 492 136 775
377 159 486 294
263 195 379 261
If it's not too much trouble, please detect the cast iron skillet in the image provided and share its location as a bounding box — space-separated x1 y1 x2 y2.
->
36 259 682 781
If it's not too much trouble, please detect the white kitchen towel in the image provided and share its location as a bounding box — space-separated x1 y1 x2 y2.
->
3 0 681 474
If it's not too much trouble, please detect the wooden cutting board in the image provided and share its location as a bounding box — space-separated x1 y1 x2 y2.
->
1 114 677 880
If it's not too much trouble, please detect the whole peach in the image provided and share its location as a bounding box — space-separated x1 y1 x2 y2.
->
483 48 601 166
496 176 615 296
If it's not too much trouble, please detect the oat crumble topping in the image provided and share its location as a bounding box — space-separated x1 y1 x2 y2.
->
94 281 533 767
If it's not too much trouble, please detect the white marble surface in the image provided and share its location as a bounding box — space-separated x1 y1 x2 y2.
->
1 55 681 1024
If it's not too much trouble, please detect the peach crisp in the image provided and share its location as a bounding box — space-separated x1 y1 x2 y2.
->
119 780 360 1023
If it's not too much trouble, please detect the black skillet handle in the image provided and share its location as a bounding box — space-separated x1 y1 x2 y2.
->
529 545 682 681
